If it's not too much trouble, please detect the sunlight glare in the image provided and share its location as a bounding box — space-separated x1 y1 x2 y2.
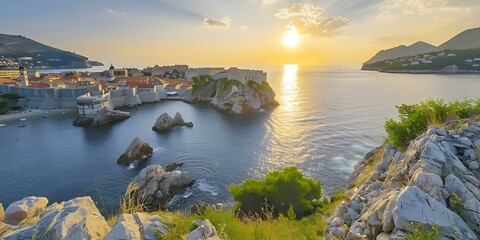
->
283 26 301 48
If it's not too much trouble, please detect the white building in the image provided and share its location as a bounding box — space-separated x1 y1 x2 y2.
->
212 67 267 85
422 60 433 64
410 61 420 65
19 66 29 87
438 52 446 57
465 59 474 64
447 53 456 57
185 67 225 80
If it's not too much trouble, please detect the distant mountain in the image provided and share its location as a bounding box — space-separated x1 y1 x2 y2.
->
364 41 437 65
363 27 480 65
439 27 480 50
0 33 103 69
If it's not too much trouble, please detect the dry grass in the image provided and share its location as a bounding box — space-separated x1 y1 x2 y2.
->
106 183 146 227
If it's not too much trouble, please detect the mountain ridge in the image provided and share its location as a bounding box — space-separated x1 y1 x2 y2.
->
364 27 480 65
0 33 103 69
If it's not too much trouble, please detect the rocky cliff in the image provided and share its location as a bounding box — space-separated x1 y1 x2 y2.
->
325 119 480 239
73 107 130 127
184 79 278 114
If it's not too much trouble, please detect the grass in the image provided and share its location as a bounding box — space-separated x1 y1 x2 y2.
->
349 147 384 189
106 183 146 227
404 223 440 240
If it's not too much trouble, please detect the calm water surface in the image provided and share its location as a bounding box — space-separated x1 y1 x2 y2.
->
1 65 480 213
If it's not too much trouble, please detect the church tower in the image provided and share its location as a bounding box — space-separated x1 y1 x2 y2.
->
109 63 115 77
19 66 29 87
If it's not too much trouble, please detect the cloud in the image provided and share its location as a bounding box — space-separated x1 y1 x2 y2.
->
105 8 128 16
275 3 351 37
203 17 231 28
260 0 277 5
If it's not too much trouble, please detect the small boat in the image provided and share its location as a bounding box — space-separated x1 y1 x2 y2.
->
20 118 27 121
18 124 26 127
61 112 66 115
0 124 6 127
42 114 49 118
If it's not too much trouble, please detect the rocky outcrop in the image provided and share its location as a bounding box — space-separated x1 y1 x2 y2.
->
128 165 195 211
2 196 110 240
104 212 169 240
184 79 278 114
117 137 153 165
152 112 193 132
0 203 4 222
186 219 220 240
4 196 48 226
73 107 130 127
325 121 480 239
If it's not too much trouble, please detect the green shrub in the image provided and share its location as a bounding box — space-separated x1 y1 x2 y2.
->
405 223 440 240
192 75 212 93
230 166 322 219
385 98 480 148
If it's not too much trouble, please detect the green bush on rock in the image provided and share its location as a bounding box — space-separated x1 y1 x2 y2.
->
385 98 480 148
230 166 322 219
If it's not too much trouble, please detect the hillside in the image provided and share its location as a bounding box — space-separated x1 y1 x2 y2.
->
439 27 480 50
0 33 103 69
363 27 480 68
364 41 437 65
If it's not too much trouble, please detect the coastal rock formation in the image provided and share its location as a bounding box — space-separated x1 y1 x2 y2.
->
0 203 4 222
152 112 193 132
4 196 48 226
128 165 195 210
184 79 278 114
2 196 109 240
186 219 220 240
104 213 169 240
117 137 153 165
325 121 480 239
73 106 130 127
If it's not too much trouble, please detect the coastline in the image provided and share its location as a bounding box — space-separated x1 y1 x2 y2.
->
0 108 76 123
360 68 480 74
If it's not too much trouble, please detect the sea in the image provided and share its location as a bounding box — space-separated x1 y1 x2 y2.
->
1 65 480 214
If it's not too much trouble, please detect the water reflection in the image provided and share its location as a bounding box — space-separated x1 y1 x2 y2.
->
280 64 299 112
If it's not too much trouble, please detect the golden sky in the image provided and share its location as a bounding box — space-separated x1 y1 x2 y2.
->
1 0 479 68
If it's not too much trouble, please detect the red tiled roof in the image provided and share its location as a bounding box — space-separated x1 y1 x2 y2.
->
30 82 50 88
28 77 43 82
127 82 154 88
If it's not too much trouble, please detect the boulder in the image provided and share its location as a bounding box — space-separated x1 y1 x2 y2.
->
129 165 195 210
187 219 220 240
73 106 130 127
4 196 48 226
152 112 193 132
0 203 4 222
104 212 169 240
117 137 153 165
445 174 480 233
0 223 13 239
165 162 184 172
391 186 476 240
3 197 109 240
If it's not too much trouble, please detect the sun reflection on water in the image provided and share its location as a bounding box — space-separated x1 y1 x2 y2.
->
280 64 299 112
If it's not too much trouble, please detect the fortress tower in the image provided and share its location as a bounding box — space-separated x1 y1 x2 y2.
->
19 66 29 87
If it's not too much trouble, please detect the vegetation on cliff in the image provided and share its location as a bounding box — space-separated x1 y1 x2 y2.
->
385 98 480 148
0 93 21 115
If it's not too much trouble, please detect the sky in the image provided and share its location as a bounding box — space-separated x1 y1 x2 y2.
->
0 0 479 68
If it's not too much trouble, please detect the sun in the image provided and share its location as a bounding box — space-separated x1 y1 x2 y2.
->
283 26 301 48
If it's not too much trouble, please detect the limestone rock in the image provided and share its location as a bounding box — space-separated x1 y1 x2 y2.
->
117 137 153 164
152 112 193 132
104 212 169 240
73 106 130 127
445 174 480 234
129 165 195 210
184 79 278 114
3 197 109 240
0 203 4 222
391 186 476 239
4 196 48 226
187 219 220 240
0 223 14 239
165 162 184 172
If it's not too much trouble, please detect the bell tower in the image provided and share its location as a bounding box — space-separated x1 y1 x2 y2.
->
19 66 29 87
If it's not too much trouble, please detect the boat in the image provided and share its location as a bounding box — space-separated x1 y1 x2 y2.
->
18 124 26 127
20 118 27 121
0 124 6 127
42 114 49 118
61 112 66 115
